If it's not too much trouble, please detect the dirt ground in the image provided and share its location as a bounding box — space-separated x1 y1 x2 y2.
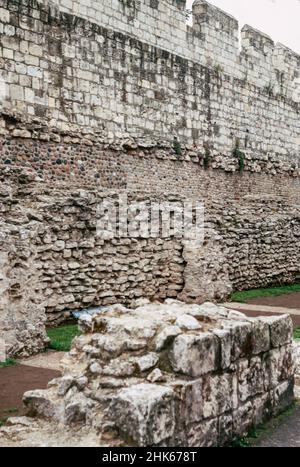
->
0 365 60 422
247 292 300 309
238 309 300 327
239 292 300 327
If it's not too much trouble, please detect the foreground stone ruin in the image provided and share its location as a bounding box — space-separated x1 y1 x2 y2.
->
0 301 296 447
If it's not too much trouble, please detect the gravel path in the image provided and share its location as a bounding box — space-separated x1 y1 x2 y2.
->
19 351 64 371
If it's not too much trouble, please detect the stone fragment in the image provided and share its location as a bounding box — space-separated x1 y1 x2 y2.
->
89 362 102 374
65 394 92 425
136 353 159 372
147 368 166 383
6 417 34 427
228 310 248 320
57 376 74 397
175 314 202 330
102 359 136 377
193 302 229 320
23 390 63 421
155 326 182 351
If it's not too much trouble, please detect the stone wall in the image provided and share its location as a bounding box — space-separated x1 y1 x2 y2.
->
0 0 300 356
0 0 299 173
0 171 49 356
1 166 299 357
15 301 295 447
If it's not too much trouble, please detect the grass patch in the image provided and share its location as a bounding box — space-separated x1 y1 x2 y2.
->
0 359 17 368
294 327 300 341
0 408 19 428
0 418 7 427
231 284 300 303
229 402 297 447
47 324 80 352
4 408 18 415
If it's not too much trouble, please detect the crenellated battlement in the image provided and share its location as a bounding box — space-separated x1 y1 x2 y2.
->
48 0 300 99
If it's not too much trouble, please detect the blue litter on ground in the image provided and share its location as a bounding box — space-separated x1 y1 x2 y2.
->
72 306 108 319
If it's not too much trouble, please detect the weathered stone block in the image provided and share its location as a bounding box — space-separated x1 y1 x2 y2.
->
213 328 232 369
252 319 271 355
202 373 236 419
238 357 264 402
271 380 294 416
23 389 63 421
178 379 203 426
186 418 218 448
169 332 219 377
108 384 176 446
232 401 253 438
267 315 293 348
222 320 253 360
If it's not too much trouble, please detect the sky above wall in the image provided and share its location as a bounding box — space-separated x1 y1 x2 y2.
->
186 0 300 54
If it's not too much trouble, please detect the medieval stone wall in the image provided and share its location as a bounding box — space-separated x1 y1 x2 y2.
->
1 167 299 339
0 0 300 356
0 0 299 172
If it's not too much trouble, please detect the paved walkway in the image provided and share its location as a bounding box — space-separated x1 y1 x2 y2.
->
255 406 300 447
19 351 64 371
223 302 300 327
224 302 300 316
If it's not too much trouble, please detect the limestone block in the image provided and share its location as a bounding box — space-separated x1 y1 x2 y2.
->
222 320 253 360
169 332 219 377
264 315 293 348
218 413 233 446
252 394 272 426
147 368 166 383
108 384 176 446
178 379 203 425
238 357 264 402
263 345 295 390
213 328 231 369
202 373 236 419
252 319 271 355
271 380 294 415
232 402 253 438
186 418 218 448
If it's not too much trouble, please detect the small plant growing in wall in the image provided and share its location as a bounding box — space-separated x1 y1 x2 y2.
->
203 143 211 169
233 139 246 173
173 137 183 158
265 81 275 97
213 64 224 78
